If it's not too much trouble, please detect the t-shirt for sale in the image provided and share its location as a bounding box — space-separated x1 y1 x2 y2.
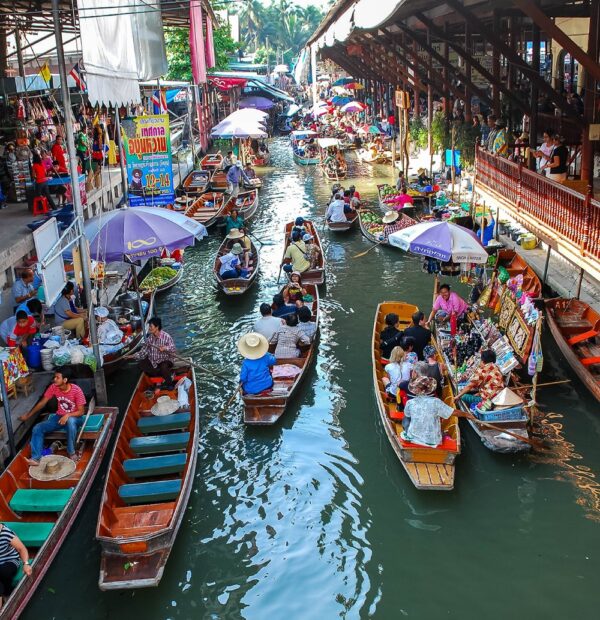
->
43 383 85 416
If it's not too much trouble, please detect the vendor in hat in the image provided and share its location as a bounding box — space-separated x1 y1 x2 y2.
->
380 211 413 240
455 349 505 406
225 228 252 269
94 306 123 349
416 168 431 186
238 332 277 395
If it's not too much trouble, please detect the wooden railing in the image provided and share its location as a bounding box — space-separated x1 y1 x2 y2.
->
476 146 600 260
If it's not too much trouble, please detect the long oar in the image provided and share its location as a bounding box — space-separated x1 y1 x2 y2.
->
511 379 571 391
76 396 96 450
218 387 241 418
353 239 387 258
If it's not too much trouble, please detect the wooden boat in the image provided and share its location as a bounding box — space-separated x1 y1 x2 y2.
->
200 153 223 170
282 220 325 286
546 297 600 402
222 189 259 223
356 148 388 164
372 302 460 490
210 169 228 192
184 191 227 228
181 170 210 197
243 284 319 425
0 406 117 617
139 256 185 296
495 249 542 298
214 237 260 295
326 210 358 232
359 209 388 245
293 151 320 165
96 366 198 590
291 130 320 165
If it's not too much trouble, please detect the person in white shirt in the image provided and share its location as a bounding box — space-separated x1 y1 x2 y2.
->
534 129 554 176
218 243 249 279
253 303 284 341
326 193 349 223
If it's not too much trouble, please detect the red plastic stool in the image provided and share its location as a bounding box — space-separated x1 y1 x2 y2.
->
32 196 50 215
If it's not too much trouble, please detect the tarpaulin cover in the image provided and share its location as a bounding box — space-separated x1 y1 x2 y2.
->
130 0 168 81
190 0 207 84
208 76 248 91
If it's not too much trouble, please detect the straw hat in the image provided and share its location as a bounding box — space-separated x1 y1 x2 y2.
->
408 375 437 396
230 243 243 255
382 211 399 224
29 455 76 481
175 196 190 205
491 388 523 410
417 167 426 174
226 228 244 240
151 395 180 417
237 332 269 360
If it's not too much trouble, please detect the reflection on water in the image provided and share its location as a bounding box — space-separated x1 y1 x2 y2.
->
22 139 600 620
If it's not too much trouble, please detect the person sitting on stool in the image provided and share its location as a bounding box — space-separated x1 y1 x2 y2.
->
133 317 176 388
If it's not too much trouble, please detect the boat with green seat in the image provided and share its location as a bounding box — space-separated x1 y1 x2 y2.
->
96 364 198 590
0 405 117 619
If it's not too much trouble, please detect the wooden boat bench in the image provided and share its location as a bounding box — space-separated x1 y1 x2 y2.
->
118 479 182 505
10 488 73 512
130 432 190 455
45 413 105 442
567 330 599 345
5 521 53 547
137 412 191 434
123 453 187 479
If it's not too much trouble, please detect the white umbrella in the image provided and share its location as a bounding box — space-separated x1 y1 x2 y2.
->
210 119 267 139
388 221 488 263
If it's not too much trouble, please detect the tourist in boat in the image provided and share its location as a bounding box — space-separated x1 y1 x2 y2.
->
422 345 444 396
326 192 353 223
427 283 470 326
226 162 249 198
238 332 276 395
253 303 284 341
271 293 298 318
302 233 321 268
0 523 32 603
282 272 307 305
292 216 306 236
20 368 86 465
53 282 87 339
94 306 123 353
455 349 505 407
349 185 361 201
218 242 249 280
224 208 245 236
382 346 406 398
403 311 432 360
379 313 404 359
226 228 252 269
297 305 317 341
401 373 457 448
133 316 177 387
282 230 310 274
270 313 310 358
244 162 257 181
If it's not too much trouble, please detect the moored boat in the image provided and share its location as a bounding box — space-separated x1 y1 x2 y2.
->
214 236 260 295
291 129 320 165
0 405 117 618
184 191 227 227
210 169 228 192
283 220 325 286
243 284 319 425
327 210 358 232
96 366 198 590
181 170 210 197
495 248 542 298
546 297 600 402
222 189 259 223
372 301 460 490
200 153 223 170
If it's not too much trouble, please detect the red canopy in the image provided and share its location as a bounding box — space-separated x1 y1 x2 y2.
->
207 76 248 91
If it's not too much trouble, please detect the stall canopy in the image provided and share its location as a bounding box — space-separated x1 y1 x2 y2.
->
207 76 248 91
239 96 275 110
245 80 295 103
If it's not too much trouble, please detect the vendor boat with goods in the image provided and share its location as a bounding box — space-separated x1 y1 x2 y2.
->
96 365 198 590
138 252 185 296
282 220 325 286
0 403 117 618
242 284 319 425
181 169 210 197
184 192 227 228
372 301 461 490
359 210 417 246
377 184 417 213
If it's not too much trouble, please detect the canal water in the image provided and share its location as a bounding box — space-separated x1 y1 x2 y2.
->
24 139 600 619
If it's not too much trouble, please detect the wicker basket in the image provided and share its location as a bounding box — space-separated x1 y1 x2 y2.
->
474 404 526 422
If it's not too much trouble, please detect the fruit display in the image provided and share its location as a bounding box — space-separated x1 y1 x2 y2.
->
139 266 178 291
360 212 385 236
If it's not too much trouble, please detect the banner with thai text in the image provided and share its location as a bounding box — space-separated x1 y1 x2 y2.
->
121 114 175 207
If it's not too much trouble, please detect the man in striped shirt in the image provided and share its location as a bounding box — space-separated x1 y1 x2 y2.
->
133 317 177 387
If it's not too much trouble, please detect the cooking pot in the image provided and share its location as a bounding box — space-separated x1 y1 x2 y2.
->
118 291 139 312
108 306 133 324
129 315 142 331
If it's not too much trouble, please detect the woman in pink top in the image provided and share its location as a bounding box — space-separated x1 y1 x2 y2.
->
427 283 470 325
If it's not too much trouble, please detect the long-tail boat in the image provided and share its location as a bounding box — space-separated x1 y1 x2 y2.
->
243 284 319 425
372 301 461 490
200 153 223 170
546 297 600 402
96 366 198 590
184 191 227 228
326 210 358 232
282 220 325 286
214 237 260 295
222 189 259 223
0 406 117 618
181 170 210 197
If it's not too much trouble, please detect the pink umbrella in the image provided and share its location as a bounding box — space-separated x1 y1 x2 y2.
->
341 101 365 113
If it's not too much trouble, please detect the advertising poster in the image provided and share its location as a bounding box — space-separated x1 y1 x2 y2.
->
121 114 175 207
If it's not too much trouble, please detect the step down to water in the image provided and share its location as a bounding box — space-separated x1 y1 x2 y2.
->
123 453 187 478
137 412 190 434
130 432 189 455
118 479 182 505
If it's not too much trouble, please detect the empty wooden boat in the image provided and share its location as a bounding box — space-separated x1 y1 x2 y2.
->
326 210 358 232
0 406 117 618
282 220 325 286
184 191 226 228
182 170 210 196
546 297 600 402
210 169 228 192
243 284 319 425
372 301 460 490
222 189 259 223
200 153 223 170
214 237 260 295
96 366 198 590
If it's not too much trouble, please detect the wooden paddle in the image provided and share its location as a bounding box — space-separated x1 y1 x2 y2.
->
218 387 241 418
455 410 547 450
353 239 387 258
75 396 96 450
510 379 571 391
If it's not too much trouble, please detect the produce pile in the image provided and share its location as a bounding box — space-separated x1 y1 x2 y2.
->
140 266 178 291
360 212 384 236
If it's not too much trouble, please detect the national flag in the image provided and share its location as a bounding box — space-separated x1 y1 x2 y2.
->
69 61 86 91
151 89 168 114
39 62 51 84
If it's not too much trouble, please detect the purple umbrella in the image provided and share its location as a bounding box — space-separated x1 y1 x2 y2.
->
85 207 207 262
239 96 275 110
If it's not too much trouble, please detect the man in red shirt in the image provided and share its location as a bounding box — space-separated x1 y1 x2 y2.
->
20 369 87 464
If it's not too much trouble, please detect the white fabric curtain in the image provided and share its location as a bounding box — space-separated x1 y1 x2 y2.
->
131 0 168 81
353 0 402 30
334 5 355 42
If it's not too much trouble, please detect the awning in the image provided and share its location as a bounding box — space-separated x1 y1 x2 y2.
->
208 76 248 91
246 79 295 103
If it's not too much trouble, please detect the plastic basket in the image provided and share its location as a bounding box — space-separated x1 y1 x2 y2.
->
474 404 526 422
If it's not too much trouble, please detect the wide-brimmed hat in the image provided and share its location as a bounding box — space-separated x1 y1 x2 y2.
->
230 243 243 255
491 388 523 410
29 455 76 481
237 332 269 360
235 161 243 168
518 132 529 141
382 211 399 224
151 395 180 416
417 167 426 174
408 375 437 396
94 306 109 318
227 228 244 240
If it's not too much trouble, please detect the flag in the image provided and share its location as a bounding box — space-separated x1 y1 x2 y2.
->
39 62 51 84
151 89 168 114
69 61 87 91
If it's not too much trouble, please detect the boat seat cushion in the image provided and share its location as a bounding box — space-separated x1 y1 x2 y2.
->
4 521 53 547
130 432 189 455
123 453 187 479
54 414 104 433
137 412 190 434
118 479 182 505
10 488 73 512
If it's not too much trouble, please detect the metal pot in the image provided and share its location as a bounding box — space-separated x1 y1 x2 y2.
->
118 292 139 312
108 306 133 324
129 315 142 331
